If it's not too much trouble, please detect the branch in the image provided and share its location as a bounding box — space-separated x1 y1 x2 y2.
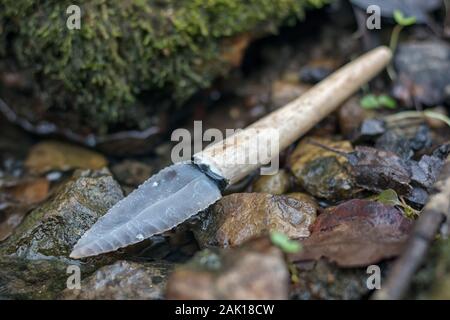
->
373 155 450 300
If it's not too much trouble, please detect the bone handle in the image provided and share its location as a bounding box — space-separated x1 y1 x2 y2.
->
194 46 392 185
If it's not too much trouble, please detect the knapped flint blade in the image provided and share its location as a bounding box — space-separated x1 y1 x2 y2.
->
70 162 222 259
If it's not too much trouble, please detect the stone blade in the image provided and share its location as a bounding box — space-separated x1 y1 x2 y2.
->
70 162 221 259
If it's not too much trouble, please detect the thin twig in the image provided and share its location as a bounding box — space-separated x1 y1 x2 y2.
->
372 156 450 300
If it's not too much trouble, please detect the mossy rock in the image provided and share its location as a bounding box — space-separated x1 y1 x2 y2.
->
0 169 123 260
0 255 72 299
0 0 327 134
0 169 125 299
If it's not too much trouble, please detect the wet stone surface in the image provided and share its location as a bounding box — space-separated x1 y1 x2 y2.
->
193 193 316 248
59 260 173 300
393 41 450 107
0 255 74 299
111 160 153 188
0 168 123 260
290 260 370 300
289 137 354 201
166 238 289 300
338 96 374 139
251 169 291 195
24 141 108 175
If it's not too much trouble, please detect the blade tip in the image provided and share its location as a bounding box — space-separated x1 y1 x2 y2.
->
69 247 84 259
69 245 94 259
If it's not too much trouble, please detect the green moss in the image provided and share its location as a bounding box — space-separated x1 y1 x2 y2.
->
0 0 328 133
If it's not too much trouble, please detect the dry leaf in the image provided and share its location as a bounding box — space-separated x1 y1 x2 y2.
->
289 199 413 267
348 146 412 195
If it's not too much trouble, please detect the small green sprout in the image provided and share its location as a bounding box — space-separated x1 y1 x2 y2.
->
376 189 403 207
360 94 379 109
393 10 417 26
270 231 302 253
388 10 417 80
377 95 397 109
374 189 420 219
390 10 416 53
360 94 397 110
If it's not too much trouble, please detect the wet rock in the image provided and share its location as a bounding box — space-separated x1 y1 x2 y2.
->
59 260 173 300
193 193 316 248
359 119 386 138
297 156 348 199
290 260 370 300
0 204 29 242
431 142 450 160
25 141 108 175
251 170 290 195
0 168 123 259
285 192 319 209
271 80 310 109
308 113 339 138
409 125 432 151
393 41 450 107
0 177 50 241
375 130 414 160
289 137 354 201
299 59 336 84
6 177 50 205
338 97 374 138
375 123 431 160
409 154 445 189
405 187 429 208
111 160 153 187
0 255 74 299
166 238 289 299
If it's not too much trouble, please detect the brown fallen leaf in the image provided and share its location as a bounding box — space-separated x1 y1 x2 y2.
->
289 199 413 267
348 146 412 195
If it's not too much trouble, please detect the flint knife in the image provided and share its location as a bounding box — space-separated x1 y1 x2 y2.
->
70 46 392 259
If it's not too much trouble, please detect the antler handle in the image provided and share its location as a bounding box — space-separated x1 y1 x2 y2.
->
194 46 392 185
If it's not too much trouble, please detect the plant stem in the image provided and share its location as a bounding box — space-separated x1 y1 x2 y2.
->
387 24 404 80
389 25 403 53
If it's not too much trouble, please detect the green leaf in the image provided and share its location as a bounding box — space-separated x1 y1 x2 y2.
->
375 189 402 207
360 94 380 109
378 95 397 109
374 189 421 219
270 231 302 253
393 10 417 26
